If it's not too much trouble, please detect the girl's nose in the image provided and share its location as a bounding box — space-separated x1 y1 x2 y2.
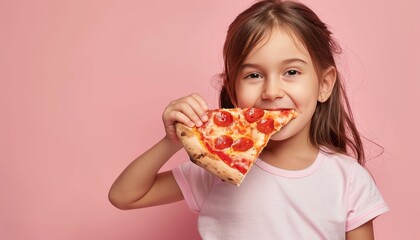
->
262 78 285 100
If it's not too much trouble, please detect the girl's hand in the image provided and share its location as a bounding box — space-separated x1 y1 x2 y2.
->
162 93 209 142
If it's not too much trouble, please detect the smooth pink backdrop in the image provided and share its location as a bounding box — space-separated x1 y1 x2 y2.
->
1 0 419 239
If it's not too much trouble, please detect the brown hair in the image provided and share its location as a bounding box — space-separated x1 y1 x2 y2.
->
219 0 366 165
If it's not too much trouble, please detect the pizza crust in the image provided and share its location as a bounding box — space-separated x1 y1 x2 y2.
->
175 123 244 186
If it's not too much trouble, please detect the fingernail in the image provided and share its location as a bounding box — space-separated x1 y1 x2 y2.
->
196 121 203 127
201 115 208 122
188 121 195 128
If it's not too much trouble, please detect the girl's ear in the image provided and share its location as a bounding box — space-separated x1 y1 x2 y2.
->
318 66 337 102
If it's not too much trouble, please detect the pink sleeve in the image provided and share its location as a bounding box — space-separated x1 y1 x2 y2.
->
346 164 389 231
172 161 215 213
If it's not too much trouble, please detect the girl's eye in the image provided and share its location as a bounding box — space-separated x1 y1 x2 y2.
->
285 70 299 76
245 73 263 79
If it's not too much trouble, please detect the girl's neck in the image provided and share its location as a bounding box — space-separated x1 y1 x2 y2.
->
260 128 319 171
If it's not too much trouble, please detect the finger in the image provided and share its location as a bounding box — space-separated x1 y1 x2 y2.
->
188 93 209 122
176 101 204 127
165 125 180 143
190 93 209 111
163 106 194 128
164 94 208 127
173 110 196 128
164 100 202 127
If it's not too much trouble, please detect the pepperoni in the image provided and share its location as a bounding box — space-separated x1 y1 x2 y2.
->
244 108 264 123
232 137 253 152
257 118 275 134
214 135 234 150
213 111 233 127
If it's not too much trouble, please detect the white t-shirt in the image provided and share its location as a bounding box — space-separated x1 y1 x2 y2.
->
172 150 389 240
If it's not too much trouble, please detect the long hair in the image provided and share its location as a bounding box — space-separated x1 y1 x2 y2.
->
219 0 366 165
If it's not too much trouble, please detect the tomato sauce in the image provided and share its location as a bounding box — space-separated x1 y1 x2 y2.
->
204 141 248 175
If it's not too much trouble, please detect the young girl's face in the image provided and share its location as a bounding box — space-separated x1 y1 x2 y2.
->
235 27 321 142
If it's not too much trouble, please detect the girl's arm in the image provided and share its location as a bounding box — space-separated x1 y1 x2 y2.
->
345 220 374 240
108 93 209 210
108 136 183 209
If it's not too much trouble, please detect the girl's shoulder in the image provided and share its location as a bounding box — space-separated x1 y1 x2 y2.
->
319 149 367 176
320 147 359 163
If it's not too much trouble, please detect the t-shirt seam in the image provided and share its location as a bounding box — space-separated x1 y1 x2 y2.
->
255 150 326 179
346 201 389 231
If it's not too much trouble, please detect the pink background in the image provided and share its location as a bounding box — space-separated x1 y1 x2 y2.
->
1 0 419 239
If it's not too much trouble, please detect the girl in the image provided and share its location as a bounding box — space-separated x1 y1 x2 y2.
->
109 0 389 239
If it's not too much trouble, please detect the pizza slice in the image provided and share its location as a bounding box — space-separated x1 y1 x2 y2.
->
175 108 297 186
